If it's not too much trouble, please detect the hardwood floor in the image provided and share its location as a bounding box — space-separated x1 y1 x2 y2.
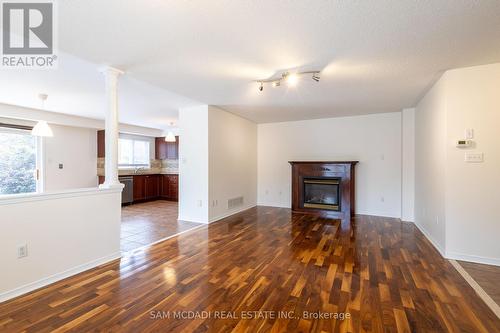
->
1 207 499 332
121 200 201 252
458 260 500 305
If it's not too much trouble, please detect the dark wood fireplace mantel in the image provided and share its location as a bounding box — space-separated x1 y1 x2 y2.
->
289 161 358 220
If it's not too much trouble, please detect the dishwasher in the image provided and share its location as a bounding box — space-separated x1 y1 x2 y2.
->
119 176 134 204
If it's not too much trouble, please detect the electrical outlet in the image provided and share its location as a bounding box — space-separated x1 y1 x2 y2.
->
197 200 202 207
17 244 28 258
465 152 483 163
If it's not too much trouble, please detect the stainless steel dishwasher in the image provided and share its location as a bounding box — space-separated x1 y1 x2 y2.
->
119 176 134 204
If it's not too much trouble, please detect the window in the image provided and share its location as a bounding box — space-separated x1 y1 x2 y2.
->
118 138 150 168
0 126 40 195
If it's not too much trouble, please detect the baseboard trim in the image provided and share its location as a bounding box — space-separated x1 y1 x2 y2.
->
449 260 500 318
447 252 500 267
413 222 446 257
209 205 257 223
0 252 121 303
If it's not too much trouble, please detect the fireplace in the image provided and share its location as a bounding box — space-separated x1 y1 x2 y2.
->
289 161 358 220
303 178 340 211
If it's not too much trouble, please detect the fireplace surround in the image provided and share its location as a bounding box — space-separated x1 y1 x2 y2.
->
289 161 358 220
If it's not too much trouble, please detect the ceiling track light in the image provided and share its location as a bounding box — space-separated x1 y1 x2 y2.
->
255 70 321 92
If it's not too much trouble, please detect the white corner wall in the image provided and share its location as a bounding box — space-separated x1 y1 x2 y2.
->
178 105 257 224
44 124 98 191
208 106 257 222
401 108 415 222
415 62 500 265
257 113 402 218
415 77 447 254
444 63 500 265
178 105 209 223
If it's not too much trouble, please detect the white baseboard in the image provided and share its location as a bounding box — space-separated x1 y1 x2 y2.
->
0 252 121 303
209 204 256 223
413 222 446 257
447 252 500 267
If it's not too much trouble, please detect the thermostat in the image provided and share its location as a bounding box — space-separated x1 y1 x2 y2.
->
456 140 472 148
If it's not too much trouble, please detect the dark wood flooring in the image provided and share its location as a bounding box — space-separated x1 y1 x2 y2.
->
121 200 201 252
458 260 500 305
0 207 499 332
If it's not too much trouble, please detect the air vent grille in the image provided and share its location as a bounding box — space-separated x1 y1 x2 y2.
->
228 196 244 209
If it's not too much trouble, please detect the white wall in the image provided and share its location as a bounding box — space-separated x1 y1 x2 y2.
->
44 125 98 191
415 62 500 265
414 77 447 254
401 108 415 222
208 106 257 222
178 105 209 223
444 63 500 265
257 113 402 218
0 187 122 301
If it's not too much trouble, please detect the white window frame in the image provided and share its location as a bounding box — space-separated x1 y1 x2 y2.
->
118 137 151 169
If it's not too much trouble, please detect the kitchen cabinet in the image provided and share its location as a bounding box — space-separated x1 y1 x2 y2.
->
155 136 179 160
133 174 161 201
97 130 105 158
161 174 178 201
133 175 146 201
145 175 160 199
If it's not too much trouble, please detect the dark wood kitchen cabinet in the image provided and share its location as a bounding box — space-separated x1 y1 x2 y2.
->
133 175 160 201
145 175 160 199
155 136 179 160
161 174 178 201
133 175 146 201
97 130 105 158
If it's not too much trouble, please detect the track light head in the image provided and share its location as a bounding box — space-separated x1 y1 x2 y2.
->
259 82 264 92
312 73 320 82
272 81 280 87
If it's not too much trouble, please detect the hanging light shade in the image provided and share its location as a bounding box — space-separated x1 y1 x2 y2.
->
31 93 53 137
31 120 53 137
165 131 176 142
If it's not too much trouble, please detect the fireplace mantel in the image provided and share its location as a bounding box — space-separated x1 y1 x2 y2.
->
289 161 358 220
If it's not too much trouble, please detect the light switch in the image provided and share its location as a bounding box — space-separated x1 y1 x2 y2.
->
465 152 483 163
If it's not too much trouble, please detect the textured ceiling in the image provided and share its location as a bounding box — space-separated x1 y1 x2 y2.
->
3 1 500 126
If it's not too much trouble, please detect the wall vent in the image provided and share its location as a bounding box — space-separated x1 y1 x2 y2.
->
228 196 244 209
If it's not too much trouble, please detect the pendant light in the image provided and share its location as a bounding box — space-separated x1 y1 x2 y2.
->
164 122 176 142
31 94 53 137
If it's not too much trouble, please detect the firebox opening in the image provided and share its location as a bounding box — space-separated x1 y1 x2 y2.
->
303 178 341 211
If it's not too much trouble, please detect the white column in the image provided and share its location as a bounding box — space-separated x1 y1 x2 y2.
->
99 67 124 189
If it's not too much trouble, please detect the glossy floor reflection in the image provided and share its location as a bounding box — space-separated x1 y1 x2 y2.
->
1 207 499 332
121 200 202 252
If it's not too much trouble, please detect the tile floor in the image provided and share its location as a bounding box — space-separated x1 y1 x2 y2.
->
458 260 500 305
121 200 202 253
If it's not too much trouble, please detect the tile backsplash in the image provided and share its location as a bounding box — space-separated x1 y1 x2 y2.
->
97 158 178 176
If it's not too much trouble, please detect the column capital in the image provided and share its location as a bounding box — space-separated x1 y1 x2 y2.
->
99 66 125 77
